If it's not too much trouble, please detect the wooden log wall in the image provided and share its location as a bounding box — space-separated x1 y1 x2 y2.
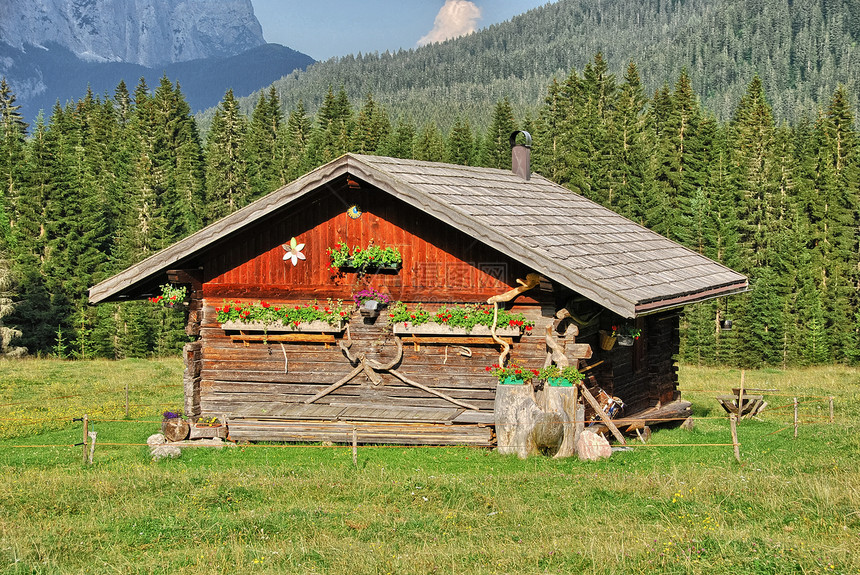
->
196 296 561 445
585 312 680 414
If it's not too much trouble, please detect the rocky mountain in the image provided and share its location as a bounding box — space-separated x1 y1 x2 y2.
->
0 0 265 66
0 0 314 122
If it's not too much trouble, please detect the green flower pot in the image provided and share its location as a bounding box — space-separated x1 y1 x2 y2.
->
547 377 573 387
500 376 526 385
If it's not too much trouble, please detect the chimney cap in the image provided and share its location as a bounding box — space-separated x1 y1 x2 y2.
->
510 130 532 149
510 130 532 181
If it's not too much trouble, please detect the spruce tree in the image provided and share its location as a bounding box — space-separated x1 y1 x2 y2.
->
204 89 250 223
379 115 417 159
480 98 517 169
0 78 28 249
650 70 706 244
274 99 312 184
608 62 655 222
414 123 446 162
446 117 476 165
351 93 390 155
244 87 282 201
729 76 780 272
306 86 353 166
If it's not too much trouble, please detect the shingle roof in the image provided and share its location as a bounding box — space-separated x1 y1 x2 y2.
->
89 153 747 317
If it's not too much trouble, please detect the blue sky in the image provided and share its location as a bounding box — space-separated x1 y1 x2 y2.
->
251 1 552 61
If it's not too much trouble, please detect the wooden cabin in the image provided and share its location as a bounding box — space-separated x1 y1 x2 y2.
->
89 146 747 446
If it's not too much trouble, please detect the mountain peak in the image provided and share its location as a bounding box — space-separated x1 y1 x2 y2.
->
0 0 266 67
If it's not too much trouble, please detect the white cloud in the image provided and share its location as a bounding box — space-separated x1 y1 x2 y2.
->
417 1 482 46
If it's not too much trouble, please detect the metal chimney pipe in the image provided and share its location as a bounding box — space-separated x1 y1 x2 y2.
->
510 130 532 180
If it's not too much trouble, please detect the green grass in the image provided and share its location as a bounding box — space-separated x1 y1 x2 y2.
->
0 360 858 574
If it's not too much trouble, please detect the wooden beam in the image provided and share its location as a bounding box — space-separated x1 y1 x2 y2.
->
578 384 626 445
401 336 513 346
230 333 336 343
166 268 203 290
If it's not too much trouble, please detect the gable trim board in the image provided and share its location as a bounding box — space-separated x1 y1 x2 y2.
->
89 154 748 317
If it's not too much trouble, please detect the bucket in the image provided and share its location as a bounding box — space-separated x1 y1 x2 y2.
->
598 330 616 351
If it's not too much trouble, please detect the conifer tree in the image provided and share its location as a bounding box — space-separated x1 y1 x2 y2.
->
205 89 249 223
532 79 568 183
351 93 390 154
576 54 617 206
822 87 859 360
446 117 476 165
650 70 706 244
729 76 780 272
0 78 27 248
245 87 282 201
481 98 517 169
414 123 446 162
151 77 204 239
275 99 312 184
379 115 417 159
608 62 655 222
0 255 25 357
306 86 353 166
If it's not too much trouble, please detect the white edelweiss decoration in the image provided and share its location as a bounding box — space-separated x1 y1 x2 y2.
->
282 237 306 266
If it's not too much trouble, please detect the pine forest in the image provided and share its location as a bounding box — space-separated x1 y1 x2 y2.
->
0 49 858 367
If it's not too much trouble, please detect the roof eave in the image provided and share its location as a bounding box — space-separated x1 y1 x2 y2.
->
633 280 749 316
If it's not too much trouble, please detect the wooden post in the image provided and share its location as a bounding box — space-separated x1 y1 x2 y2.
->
737 369 745 422
125 382 129 418
793 397 798 439
81 414 89 464
829 396 834 424
572 384 583 448
352 427 358 468
729 414 740 463
87 431 97 465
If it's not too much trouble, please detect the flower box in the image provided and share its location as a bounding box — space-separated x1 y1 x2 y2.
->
189 423 228 440
392 323 522 337
616 335 635 347
339 261 401 273
499 376 527 385
546 377 574 387
220 320 347 333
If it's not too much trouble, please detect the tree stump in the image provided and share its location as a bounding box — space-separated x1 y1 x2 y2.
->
161 418 190 442
541 386 581 458
494 384 543 458
495 385 583 459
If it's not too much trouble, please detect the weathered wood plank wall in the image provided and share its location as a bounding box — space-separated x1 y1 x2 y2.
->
202 185 537 303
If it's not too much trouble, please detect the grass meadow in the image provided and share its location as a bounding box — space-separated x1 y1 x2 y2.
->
0 359 857 574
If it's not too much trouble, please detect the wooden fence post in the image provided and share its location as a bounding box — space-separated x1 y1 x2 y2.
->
737 369 745 423
793 397 798 438
729 414 740 463
87 431 97 465
352 426 358 468
125 382 129 419
81 414 89 464
829 396 834 424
